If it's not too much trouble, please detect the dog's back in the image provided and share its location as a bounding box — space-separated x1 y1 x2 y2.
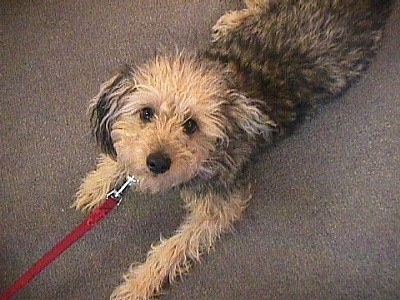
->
205 0 393 134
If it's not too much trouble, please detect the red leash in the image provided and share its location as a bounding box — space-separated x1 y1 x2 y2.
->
0 176 137 300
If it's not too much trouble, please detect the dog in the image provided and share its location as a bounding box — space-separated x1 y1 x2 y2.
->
73 0 392 299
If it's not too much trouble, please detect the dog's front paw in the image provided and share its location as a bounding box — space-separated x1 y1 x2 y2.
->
72 171 113 212
110 276 155 300
72 185 107 212
73 155 125 212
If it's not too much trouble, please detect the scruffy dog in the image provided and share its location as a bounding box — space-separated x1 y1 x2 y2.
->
73 0 391 299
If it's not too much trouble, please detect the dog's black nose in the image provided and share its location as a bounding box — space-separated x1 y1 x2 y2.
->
146 152 171 174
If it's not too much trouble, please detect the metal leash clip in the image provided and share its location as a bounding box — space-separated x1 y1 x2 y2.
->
107 175 139 204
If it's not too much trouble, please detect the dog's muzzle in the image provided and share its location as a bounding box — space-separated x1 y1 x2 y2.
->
146 152 171 174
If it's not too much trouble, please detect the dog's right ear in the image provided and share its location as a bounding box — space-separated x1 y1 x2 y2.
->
225 92 276 140
88 66 135 159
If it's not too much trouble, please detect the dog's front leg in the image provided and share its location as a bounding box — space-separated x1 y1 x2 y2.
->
110 188 250 300
73 154 127 211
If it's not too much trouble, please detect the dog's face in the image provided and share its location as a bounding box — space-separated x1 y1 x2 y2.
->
90 55 272 193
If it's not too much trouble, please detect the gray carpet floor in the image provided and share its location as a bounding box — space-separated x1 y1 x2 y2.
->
1 1 399 299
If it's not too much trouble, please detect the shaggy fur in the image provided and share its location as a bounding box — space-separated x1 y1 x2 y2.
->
73 0 392 299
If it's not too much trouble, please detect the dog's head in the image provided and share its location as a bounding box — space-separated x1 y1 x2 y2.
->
90 55 273 193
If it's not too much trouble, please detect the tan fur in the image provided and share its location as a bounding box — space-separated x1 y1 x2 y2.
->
110 56 231 194
110 188 250 300
74 155 128 211
73 54 258 299
73 0 391 298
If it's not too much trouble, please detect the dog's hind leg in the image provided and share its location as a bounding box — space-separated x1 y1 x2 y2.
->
110 188 250 300
212 0 275 42
245 0 274 10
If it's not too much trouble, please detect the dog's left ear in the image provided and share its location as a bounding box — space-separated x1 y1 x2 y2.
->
88 66 135 159
225 93 276 140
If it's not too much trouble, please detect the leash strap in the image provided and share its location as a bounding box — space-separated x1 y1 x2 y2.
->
0 176 137 300
0 197 118 300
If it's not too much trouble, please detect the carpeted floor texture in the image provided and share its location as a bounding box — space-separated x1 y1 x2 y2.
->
1 1 399 299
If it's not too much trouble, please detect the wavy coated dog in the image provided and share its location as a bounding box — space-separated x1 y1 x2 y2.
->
73 0 392 299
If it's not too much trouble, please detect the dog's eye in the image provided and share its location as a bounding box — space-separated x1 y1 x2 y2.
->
140 107 155 122
183 118 198 135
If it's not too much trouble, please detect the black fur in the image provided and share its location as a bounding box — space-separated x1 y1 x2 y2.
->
90 66 135 159
203 0 393 136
